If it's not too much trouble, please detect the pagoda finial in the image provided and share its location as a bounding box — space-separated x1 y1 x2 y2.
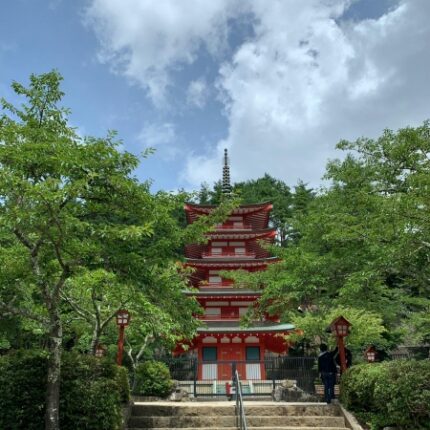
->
222 148 232 195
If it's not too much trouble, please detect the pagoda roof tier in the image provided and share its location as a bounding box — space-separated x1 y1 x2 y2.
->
207 228 276 240
185 201 272 214
185 257 278 269
185 202 272 230
196 321 294 334
184 289 261 298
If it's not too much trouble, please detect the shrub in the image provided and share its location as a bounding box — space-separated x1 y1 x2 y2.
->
60 377 121 430
0 350 47 430
340 360 430 430
134 360 173 397
0 350 130 430
116 365 131 404
60 353 123 430
340 363 389 412
374 361 430 429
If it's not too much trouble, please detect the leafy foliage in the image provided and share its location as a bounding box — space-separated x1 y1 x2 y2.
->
0 350 128 430
0 71 235 429
133 360 173 397
224 123 430 356
197 175 314 246
340 361 430 429
0 350 47 430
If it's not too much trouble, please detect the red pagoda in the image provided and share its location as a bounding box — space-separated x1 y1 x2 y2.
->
178 149 294 382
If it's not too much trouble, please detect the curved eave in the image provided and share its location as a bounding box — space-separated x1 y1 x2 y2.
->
184 202 273 219
185 201 272 211
197 323 295 334
208 228 276 239
184 290 261 298
184 257 279 268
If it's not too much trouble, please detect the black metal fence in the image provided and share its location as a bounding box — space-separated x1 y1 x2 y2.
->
161 356 318 398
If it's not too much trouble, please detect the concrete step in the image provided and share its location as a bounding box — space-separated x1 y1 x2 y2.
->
247 416 346 427
130 428 350 430
131 403 342 417
128 402 348 430
128 415 346 428
128 415 234 428
131 404 235 416
245 404 342 416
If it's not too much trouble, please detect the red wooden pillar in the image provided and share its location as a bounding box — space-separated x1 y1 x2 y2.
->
116 325 125 366
260 337 266 380
116 310 130 366
337 336 347 374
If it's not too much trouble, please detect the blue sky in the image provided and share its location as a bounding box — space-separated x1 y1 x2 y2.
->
1 0 429 192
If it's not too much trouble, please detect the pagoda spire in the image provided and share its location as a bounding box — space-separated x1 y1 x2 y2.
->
222 148 232 195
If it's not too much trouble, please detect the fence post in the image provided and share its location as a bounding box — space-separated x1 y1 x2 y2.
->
272 358 276 390
193 358 197 398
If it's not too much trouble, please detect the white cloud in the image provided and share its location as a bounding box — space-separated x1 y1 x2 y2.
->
181 146 227 187
137 122 179 161
84 0 242 106
187 78 209 109
185 0 430 187
138 122 175 147
85 0 430 188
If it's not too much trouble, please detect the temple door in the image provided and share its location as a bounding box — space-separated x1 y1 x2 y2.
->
219 346 244 380
201 346 218 380
245 346 262 380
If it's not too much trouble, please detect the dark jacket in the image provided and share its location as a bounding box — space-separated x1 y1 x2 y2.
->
333 347 352 368
318 351 337 373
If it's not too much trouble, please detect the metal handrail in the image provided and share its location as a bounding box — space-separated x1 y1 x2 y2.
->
233 369 248 430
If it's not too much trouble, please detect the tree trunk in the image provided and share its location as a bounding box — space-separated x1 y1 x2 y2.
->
90 324 101 355
127 336 152 392
45 310 62 430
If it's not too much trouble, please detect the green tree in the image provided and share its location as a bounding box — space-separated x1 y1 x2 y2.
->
0 72 238 430
198 173 314 246
0 71 156 429
234 174 293 245
0 72 235 429
225 123 430 355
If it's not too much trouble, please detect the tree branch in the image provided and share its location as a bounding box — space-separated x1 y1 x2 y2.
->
13 228 34 250
99 298 131 332
100 310 118 332
61 294 93 321
136 334 153 363
90 288 102 337
52 268 69 303
53 240 69 273
0 298 49 325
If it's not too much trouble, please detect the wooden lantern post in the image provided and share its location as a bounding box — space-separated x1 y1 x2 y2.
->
330 316 351 374
365 346 377 362
95 344 107 358
116 309 130 366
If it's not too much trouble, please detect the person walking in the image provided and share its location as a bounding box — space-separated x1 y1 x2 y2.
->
318 344 337 404
333 346 352 373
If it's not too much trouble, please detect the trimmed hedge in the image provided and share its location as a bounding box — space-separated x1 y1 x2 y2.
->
0 350 130 430
133 360 173 397
340 360 430 430
0 350 47 430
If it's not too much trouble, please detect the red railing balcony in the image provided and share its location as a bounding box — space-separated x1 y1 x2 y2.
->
199 281 234 288
202 251 256 258
196 314 241 320
215 224 252 230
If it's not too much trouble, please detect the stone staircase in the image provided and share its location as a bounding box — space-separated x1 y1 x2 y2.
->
128 402 350 430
